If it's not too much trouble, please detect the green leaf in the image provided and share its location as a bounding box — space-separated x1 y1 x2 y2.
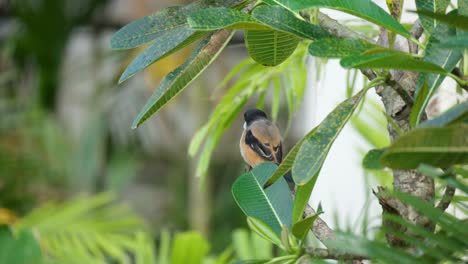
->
0 228 42 264
171 232 210 264
417 164 468 194
415 0 450 34
329 233 428 263
132 30 233 128
232 163 293 236
245 30 300 66
13 193 148 264
381 124 468 169
362 148 386 170
436 35 468 48
111 0 242 48
292 89 368 185
251 5 331 40
118 31 205 83
308 38 380 58
383 214 466 261
395 192 468 240
340 51 449 74
271 0 409 38
264 137 307 187
246 217 282 247
419 100 468 127
158 230 171 264
291 169 319 224
280 225 292 252
187 7 270 30
415 10 468 31
410 22 463 127
291 213 321 241
110 6 188 49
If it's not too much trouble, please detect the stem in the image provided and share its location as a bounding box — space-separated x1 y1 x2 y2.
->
408 36 426 50
447 72 468 89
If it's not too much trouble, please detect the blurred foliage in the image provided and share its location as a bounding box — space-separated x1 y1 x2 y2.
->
10 0 107 110
0 192 274 264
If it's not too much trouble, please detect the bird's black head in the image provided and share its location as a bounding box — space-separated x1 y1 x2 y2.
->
244 109 268 126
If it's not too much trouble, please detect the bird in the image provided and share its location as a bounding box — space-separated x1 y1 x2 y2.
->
240 109 283 170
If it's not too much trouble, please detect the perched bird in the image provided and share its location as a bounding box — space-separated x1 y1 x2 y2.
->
240 109 283 170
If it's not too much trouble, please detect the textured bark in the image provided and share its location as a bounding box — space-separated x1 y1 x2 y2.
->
318 11 436 247
374 22 435 247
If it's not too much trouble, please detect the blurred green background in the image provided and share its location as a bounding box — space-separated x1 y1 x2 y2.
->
0 0 254 259
0 0 400 263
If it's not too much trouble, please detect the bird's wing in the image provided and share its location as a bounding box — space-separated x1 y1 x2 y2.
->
245 129 274 161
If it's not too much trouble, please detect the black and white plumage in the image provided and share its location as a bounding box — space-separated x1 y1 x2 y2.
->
240 109 283 169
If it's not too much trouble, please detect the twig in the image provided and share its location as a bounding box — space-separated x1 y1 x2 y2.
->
289 190 336 243
385 77 414 106
304 247 367 260
409 20 424 54
436 185 456 212
303 203 335 242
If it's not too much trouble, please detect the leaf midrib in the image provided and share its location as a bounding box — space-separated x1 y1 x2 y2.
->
251 174 284 231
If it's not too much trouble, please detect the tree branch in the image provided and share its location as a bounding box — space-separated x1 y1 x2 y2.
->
317 12 377 80
409 20 423 54
436 185 456 212
289 190 335 243
304 247 367 260
303 203 335 242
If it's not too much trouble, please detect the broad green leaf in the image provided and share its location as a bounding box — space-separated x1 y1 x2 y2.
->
362 148 386 170
187 7 270 30
381 124 468 169
113 0 245 83
264 136 308 187
232 163 293 235
415 0 450 34
292 89 368 185
132 30 233 128
110 0 243 48
340 51 449 74
291 213 321 241
245 30 299 66
118 31 205 83
291 169 319 224
246 217 282 247
171 232 210 264
251 5 331 40
410 22 463 127
271 0 409 38
436 35 468 48
0 228 42 264
415 10 468 31
308 38 380 58
110 6 188 49
419 100 468 127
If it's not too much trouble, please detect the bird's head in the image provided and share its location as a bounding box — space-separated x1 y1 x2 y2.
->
243 109 268 129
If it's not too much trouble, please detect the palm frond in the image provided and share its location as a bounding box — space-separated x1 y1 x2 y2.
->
13 193 155 264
